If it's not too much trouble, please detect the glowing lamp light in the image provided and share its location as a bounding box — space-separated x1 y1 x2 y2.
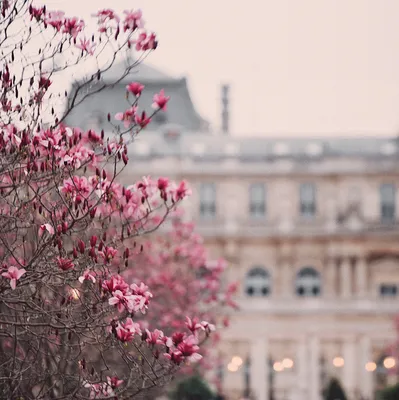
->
70 288 80 300
227 362 239 372
273 361 284 372
333 357 345 368
383 357 396 369
365 362 377 372
231 356 243 366
282 358 294 369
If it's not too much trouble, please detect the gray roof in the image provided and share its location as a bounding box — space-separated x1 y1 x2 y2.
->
128 130 399 161
101 58 180 84
64 59 209 132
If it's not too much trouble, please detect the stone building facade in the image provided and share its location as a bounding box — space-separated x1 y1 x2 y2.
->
67 61 399 400
124 132 399 400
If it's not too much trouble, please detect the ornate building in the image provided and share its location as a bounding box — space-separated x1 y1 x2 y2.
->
67 62 399 400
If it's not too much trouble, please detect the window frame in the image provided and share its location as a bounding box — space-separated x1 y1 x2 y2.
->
380 183 396 222
199 182 217 219
295 267 322 297
299 182 317 218
249 183 266 218
245 267 272 297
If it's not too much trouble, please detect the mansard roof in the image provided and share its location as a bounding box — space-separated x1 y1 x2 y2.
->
127 130 399 161
64 58 209 132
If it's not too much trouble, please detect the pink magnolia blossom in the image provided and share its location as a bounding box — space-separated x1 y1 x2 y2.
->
177 335 202 362
201 321 216 333
45 11 65 31
39 223 54 236
29 5 45 21
57 257 74 271
92 9 120 32
152 89 170 111
115 325 134 342
130 282 152 301
102 275 129 294
121 318 142 336
107 376 123 389
134 111 151 128
99 246 117 263
109 290 134 313
2 266 26 290
123 9 144 32
78 269 96 283
115 106 137 128
75 37 96 55
84 381 115 398
174 180 191 200
92 9 120 24
62 17 85 38
130 32 157 51
185 316 202 333
146 329 164 345
38 76 51 91
126 82 144 97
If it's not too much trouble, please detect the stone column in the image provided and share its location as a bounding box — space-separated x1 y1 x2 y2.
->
325 257 337 298
280 260 292 299
359 336 373 399
355 257 368 298
309 336 321 400
340 257 352 299
342 338 356 398
296 338 308 400
250 339 268 400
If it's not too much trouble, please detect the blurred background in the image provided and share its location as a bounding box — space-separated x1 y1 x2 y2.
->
59 0 399 399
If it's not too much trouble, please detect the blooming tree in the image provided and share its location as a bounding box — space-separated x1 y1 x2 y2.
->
123 215 238 372
0 1 216 398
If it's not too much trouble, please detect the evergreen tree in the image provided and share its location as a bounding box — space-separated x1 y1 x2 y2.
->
169 375 215 400
378 383 399 400
324 378 347 400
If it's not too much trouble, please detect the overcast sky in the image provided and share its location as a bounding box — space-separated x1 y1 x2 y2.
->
44 0 399 137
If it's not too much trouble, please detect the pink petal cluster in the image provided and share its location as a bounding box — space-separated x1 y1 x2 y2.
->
115 106 137 128
0 2 231 392
152 89 170 111
130 32 157 51
106 276 152 314
126 82 145 97
2 266 26 290
123 9 144 32
78 270 96 284
164 334 203 364
75 37 96 55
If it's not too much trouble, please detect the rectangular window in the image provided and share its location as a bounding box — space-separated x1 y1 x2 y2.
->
249 183 266 218
379 284 398 297
380 183 396 222
199 183 216 219
299 183 316 217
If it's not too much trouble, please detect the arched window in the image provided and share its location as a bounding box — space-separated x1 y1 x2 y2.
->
245 267 271 297
295 267 321 297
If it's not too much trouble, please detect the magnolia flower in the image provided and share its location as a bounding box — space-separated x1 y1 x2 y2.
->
145 329 164 345
39 223 54 236
2 266 26 290
107 376 123 389
78 270 96 284
57 257 74 271
126 82 144 96
201 320 216 332
134 111 151 128
109 290 134 313
185 316 202 333
75 37 96 55
152 89 170 111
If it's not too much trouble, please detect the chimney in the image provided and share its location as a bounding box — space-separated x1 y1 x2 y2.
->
221 84 230 135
